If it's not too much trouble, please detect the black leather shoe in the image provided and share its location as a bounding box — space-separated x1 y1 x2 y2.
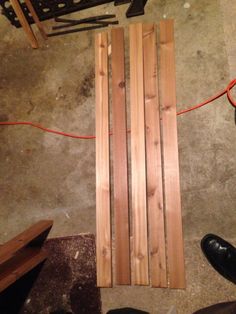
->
201 234 236 284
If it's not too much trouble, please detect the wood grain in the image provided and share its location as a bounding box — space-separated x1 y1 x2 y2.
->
0 248 47 293
9 0 38 48
143 24 167 287
130 23 149 286
25 0 47 40
111 28 131 285
0 220 53 265
95 32 112 288
159 19 185 289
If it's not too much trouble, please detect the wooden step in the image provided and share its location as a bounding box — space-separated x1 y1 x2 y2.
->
0 248 47 293
0 220 53 265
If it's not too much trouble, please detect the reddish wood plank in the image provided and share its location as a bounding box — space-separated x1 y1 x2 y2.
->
160 19 185 289
130 23 149 286
95 32 112 287
111 27 131 285
0 220 53 265
143 23 167 288
0 248 47 293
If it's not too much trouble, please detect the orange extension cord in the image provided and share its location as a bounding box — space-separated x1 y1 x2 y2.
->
0 79 235 140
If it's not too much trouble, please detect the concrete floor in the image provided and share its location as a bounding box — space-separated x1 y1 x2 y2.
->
0 0 236 313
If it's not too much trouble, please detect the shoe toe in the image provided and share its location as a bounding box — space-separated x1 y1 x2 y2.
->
201 234 219 254
201 235 227 259
201 234 236 285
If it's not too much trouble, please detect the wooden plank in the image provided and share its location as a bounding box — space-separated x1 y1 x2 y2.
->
9 0 39 49
111 28 130 285
130 23 149 286
0 248 47 293
143 23 167 287
0 220 53 265
95 32 112 288
159 19 185 289
25 0 48 40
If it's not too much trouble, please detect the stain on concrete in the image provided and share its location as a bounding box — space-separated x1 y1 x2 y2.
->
79 68 95 99
197 50 204 58
0 113 9 122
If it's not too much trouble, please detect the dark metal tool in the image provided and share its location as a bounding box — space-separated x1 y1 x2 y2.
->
48 14 118 37
52 14 118 31
48 24 107 37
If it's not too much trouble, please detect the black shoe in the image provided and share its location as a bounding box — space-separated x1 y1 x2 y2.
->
201 234 236 285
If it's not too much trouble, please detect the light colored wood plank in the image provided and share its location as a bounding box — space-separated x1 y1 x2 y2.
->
143 23 167 288
9 0 38 49
25 0 47 40
0 248 47 293
0 220 53 265
130 23 149 286
111 27 130 285
95 32 112 288
159 19 185 289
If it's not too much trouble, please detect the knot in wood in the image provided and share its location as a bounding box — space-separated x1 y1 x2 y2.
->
137 253 144 260
163 105 171 111
146 94 156 100
119 81 125 88
151 247 159 256
148 187 156 198
102 247 108 257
